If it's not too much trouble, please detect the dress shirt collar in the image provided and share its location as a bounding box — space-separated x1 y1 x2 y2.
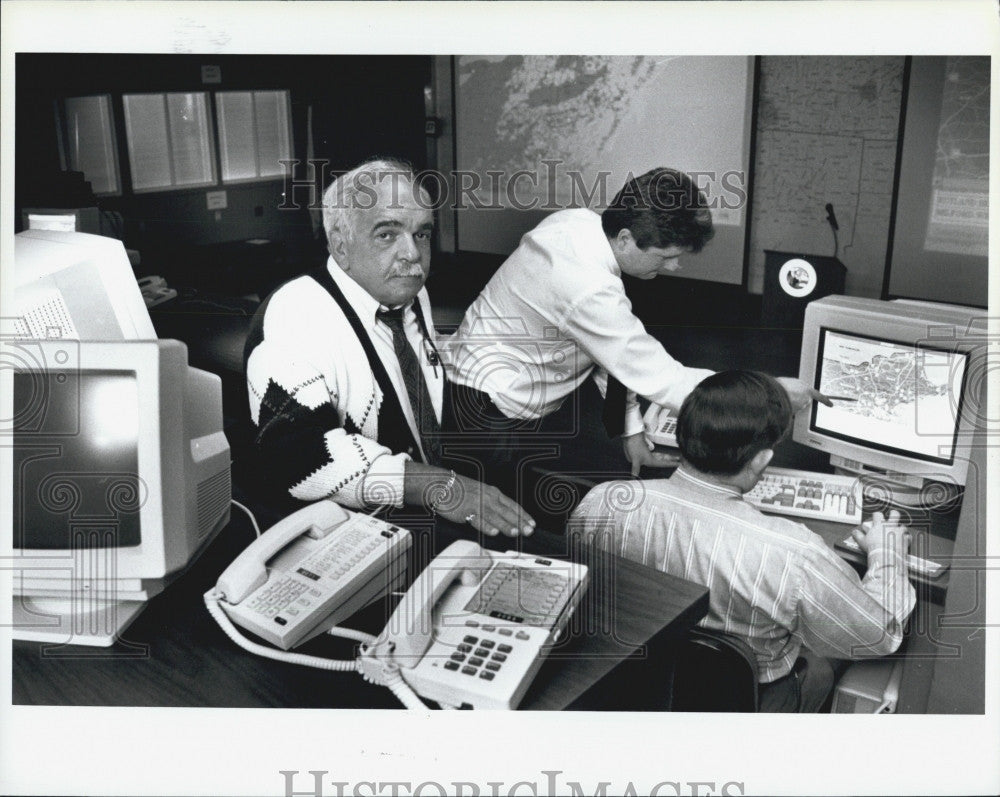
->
326 256 410 332
673 464 744 500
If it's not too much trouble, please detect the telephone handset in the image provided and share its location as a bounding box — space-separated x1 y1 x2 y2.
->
363 541 590 710
381 540 493 666
213 500 411 650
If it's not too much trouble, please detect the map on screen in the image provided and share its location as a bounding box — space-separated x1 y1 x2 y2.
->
813 329 968 463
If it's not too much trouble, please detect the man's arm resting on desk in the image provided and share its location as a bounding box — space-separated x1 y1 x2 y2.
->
403 462 535 538
247 339 399 508
796 512 917 659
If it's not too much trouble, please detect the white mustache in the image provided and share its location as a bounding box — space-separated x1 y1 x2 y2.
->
392 261 425 278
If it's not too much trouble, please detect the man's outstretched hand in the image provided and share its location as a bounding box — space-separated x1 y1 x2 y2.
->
776 376 834 412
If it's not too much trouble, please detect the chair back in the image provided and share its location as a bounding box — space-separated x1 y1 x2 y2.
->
670 626 759 712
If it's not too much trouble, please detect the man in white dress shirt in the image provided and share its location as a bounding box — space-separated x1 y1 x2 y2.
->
245 158 534 537
445 168 824 474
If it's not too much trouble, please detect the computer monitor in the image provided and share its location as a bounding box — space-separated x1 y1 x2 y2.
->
21 207 102 235
7 338 231 645
794 295 988 505
12 229 154 340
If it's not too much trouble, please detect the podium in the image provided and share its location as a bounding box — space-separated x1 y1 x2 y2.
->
761 250 846 329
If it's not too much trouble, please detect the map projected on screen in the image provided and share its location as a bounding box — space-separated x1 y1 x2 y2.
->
452 55 753 282
924 56 990 257
813 329 968 463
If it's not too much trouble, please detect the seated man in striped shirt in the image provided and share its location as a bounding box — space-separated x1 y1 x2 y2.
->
570 370 916 712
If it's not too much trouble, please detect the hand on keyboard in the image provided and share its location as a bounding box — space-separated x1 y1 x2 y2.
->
851 510 911 557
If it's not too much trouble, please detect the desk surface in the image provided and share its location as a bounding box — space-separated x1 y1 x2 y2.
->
12 513 708 711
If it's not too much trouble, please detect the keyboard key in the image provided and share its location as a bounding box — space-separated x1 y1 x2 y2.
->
444 661 460 671
462 666 477 676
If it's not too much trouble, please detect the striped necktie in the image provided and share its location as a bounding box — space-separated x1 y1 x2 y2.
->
377 305 442 464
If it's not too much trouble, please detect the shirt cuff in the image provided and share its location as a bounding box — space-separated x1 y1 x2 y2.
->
623 401 645 438
360 452 409 508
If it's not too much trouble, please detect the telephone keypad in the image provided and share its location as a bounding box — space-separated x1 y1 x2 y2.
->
469 656 485 667
457 643 473 653
450 652 466 663
444 661 460 671
497 643 513 654
479 671 495 681
491 652 507 663
485 662 501 672
497 628 513 637
461 666 477 676
480 639 496 649
247 576 309 616
474 647 489 658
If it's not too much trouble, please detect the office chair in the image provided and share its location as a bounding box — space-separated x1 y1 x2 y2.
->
669 626 760 712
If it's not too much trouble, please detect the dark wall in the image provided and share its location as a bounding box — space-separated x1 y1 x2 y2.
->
15 54 431 268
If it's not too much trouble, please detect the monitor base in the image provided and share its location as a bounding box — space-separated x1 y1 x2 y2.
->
12 594 146 647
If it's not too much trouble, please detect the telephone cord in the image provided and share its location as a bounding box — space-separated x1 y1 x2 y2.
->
204 592 434 709
381 666 432 710
326 626 378 645
204 590 359 672
230 499 262 538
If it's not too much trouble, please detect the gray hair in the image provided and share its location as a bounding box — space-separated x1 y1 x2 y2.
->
322 158 424 249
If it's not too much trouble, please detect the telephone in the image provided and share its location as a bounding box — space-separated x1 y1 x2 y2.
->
361 540 590 710
212 500 411 650
643 403 678 447
206 501 590 709
137 275 177 308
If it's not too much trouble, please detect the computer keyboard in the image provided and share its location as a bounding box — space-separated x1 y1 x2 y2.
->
744 466 863 525
836 534 947 579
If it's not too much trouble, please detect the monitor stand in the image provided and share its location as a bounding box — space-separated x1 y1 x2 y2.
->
12 594 146 647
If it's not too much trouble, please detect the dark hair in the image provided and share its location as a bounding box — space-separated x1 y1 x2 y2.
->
676 371 792 475
601 167 715 252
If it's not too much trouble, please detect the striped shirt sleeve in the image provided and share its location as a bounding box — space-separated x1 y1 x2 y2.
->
792 543 916 659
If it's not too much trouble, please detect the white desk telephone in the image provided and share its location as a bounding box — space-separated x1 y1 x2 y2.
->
643 403 678 448
211 500 411 650
206 501 589 710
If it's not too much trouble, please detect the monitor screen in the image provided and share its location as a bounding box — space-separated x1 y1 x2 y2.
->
13 369 141 550
810 327 969 466
25 212 78 232
21 207 102 236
